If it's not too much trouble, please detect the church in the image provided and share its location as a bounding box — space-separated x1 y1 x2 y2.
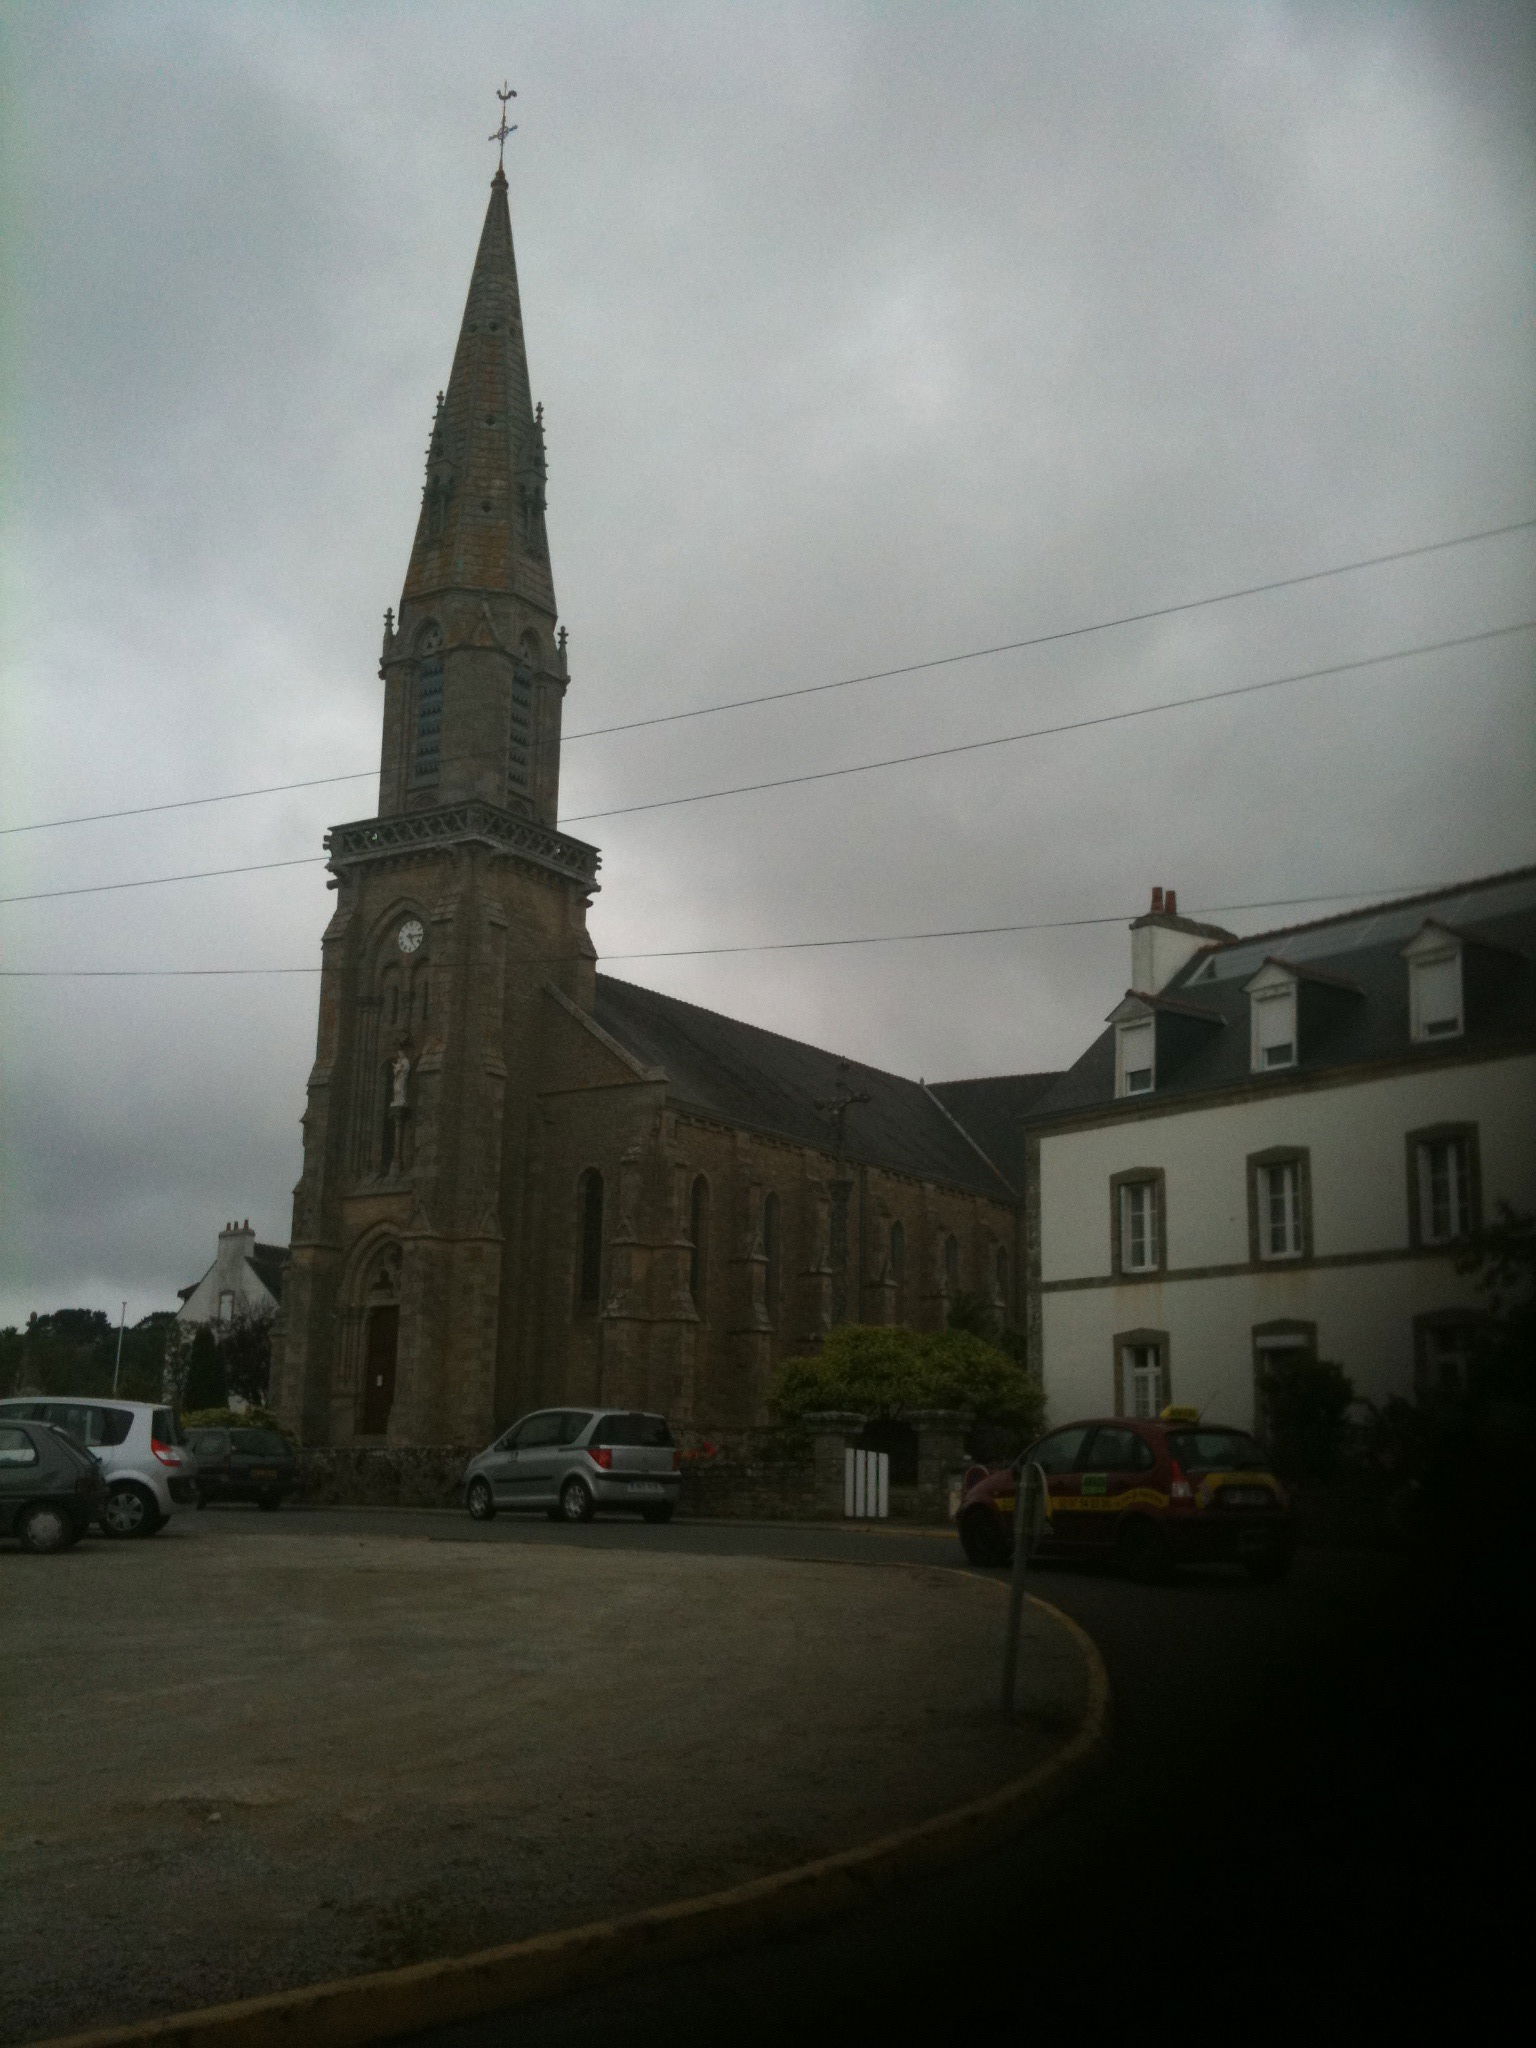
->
272 162 1048 1450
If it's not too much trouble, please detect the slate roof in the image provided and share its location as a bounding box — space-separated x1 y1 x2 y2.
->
1033 865 1536 1120
592 976 1015 1199
248 1246 288 1303
927 1074 1064 1188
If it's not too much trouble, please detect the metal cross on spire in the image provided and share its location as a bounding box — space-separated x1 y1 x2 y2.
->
490 82 518 170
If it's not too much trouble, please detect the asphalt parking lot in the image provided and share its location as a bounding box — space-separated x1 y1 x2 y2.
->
1 1522 1089 2044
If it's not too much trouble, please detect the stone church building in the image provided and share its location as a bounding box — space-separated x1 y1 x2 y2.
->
272 167 1053 1450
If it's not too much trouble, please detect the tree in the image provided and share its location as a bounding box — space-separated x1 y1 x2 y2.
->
9 1310 115 1396
183 1325 227 1411
1256 1352 1355 1483
770 1323 1043 1439
215 1306 276 1407
1455 1201 1535 1400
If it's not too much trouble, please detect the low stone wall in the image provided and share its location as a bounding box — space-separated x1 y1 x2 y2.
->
299 1446 474 1510
295 1415 965 1523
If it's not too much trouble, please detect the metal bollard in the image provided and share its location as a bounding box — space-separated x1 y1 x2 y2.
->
1001 1460 1047 1716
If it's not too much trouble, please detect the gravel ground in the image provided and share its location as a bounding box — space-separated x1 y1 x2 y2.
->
1 1529 1086 2044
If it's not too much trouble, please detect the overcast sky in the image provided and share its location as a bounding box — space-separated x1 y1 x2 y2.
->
2 0 1532 1329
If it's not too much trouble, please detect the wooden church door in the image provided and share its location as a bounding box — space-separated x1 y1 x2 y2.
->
360 1305 399 1434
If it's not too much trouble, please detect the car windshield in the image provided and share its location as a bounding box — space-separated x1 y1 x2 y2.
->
590 1413 673 1448
1166 1429 1269 1473
230 1430 289 1456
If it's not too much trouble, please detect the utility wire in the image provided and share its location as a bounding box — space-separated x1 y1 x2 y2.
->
562 621 1534 825
4 517 1530 839
2 621 1529 909
0 884 1454 976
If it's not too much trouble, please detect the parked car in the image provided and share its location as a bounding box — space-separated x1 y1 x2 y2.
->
0 1398 196 1538
186 1425 297 1510
0 1419 110 1553
461 1408 682 1524
956 1408 1294 1581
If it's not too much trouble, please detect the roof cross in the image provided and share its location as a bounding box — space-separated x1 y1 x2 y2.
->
490 82 518 170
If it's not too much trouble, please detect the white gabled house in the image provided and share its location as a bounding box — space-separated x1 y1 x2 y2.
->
176 1221 287 1332
1025 870 1536 1430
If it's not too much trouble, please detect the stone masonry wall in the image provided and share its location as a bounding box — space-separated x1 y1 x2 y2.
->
297 1415 962 1522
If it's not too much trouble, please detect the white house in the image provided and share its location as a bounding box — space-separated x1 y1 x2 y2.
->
176 1221 287 1331
1025 869 1536 1430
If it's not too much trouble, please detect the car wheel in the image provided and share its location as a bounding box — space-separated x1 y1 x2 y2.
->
1115 1515 1169 1583
100 1484 163 1539
256 1492 283 1513
559 1478 595 1524
16 1503 77 1555
640 1503 675 1524
959 1507 1012 1568
466 1478 496 1522
1243 1547 1293 1583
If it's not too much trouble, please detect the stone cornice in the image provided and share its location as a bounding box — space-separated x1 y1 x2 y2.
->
326 802 600 891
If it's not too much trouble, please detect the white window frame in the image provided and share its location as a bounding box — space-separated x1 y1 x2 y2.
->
1417 1136 1470 1245
1409 945 1463 1043
1115 1018 1155 1098
1251 987 1297 1071
1118 1181 1159 1272
218 1290 235 1323
1123 1342 1164 1419
1256 1160 1303 1260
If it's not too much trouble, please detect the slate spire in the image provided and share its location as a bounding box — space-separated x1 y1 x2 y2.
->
401 167 556 620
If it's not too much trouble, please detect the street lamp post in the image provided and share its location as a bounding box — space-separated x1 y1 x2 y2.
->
111 1302 127 1395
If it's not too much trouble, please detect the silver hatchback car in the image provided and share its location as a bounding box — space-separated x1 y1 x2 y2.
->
462 1408 681 1525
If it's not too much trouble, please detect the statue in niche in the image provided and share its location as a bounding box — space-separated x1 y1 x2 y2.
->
390 1044 413 1109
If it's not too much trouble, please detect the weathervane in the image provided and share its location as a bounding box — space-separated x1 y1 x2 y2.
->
490 82 518 170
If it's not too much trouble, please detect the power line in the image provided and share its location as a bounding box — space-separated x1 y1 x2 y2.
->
0 884 1467 976
562 621 1536 826
3 621 1528 909
566 517 1536 743
4 516 1530 839
0 855 327 907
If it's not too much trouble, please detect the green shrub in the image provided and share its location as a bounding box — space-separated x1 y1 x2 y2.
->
181 1405 297 1443
771 1323 1042 1437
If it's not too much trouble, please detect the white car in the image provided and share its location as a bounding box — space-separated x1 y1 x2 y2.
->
0 1398 197 1537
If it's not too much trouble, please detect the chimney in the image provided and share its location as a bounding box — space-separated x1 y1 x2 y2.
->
1131 882 1220 992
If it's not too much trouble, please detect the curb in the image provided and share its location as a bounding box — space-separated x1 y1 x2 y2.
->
27 1592 1109 2048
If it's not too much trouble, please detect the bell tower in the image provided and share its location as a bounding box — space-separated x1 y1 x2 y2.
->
274 148 602 1448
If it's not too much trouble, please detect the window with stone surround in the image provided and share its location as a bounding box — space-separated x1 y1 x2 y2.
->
576 1169 604 1311
1246 1149 1312 1262
1110 1169 1165 1277
689 1176 709 1307
762 1193 781 1323
1407 1125 1480 1247
1114 1330 1170 1419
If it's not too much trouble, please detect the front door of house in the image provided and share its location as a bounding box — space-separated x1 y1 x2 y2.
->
359 1305 398 1435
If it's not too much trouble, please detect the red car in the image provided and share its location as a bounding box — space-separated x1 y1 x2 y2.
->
957 1408 1294 1582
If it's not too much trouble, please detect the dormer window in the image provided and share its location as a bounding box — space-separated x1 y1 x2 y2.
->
1242 961 1299 1073
1406 937 1463 1042
1252 988 1296 1070
1115 1018 1154 1097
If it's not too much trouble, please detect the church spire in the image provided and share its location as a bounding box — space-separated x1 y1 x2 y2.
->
401 161 556 620
375 133 576 831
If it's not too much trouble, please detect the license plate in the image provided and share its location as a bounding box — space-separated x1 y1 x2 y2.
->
250 1468 278 1480
1223 1487 1271 1507
629 1483 663 1497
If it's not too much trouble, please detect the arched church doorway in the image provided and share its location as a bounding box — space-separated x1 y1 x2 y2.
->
357 1247 401 1436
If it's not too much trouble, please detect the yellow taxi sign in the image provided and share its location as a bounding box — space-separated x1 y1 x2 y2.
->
1159 1404 1201 1423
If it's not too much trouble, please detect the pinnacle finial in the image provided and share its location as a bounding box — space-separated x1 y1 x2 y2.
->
490 81 518 173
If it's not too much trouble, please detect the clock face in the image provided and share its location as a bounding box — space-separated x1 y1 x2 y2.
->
396 918 425 955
